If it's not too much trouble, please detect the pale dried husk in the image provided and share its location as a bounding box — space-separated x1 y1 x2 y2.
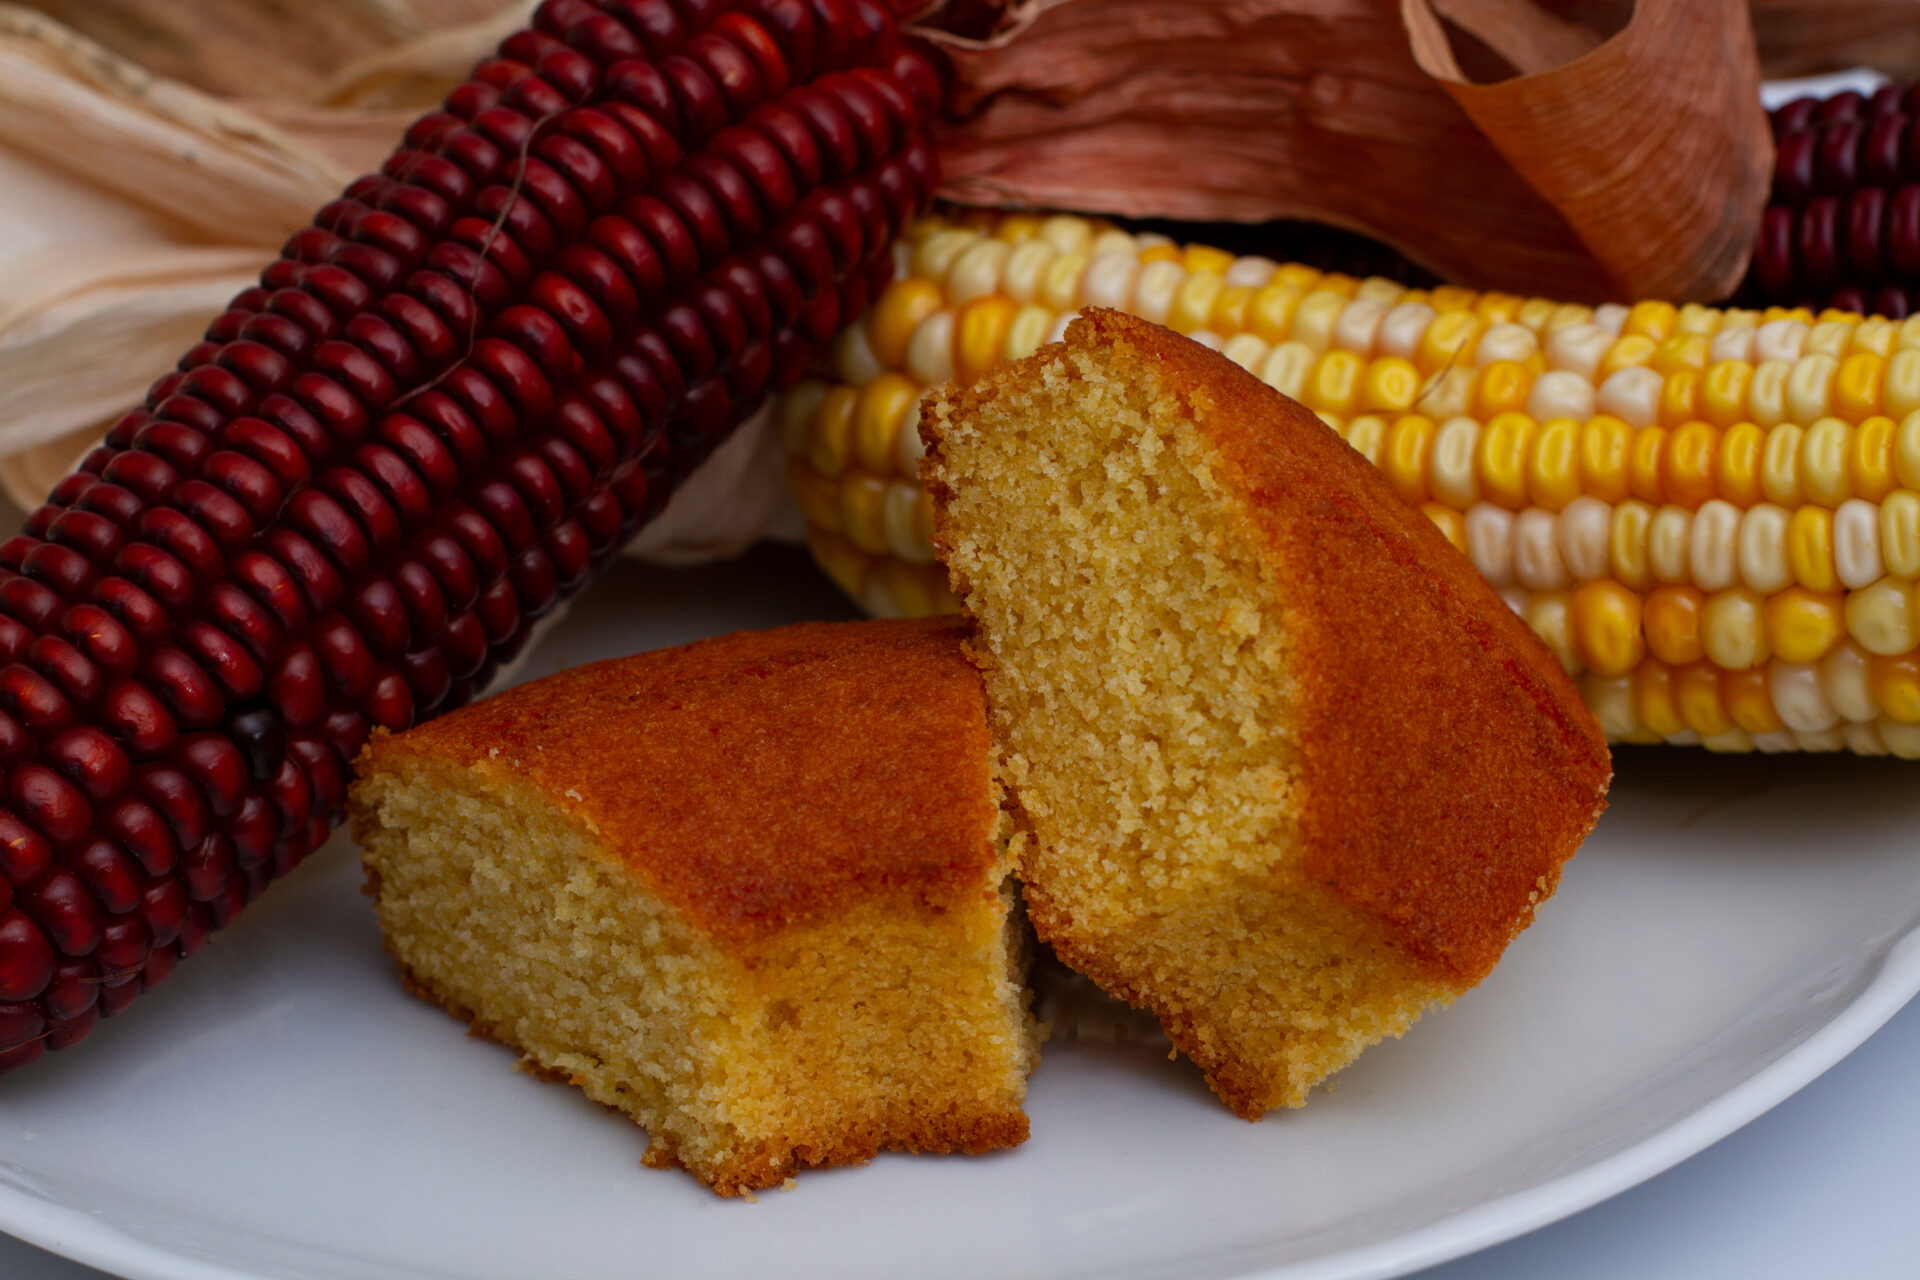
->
925 0 1771 303
1750 0 1920 79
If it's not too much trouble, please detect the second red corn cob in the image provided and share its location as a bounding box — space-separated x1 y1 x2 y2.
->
0 0 938 1071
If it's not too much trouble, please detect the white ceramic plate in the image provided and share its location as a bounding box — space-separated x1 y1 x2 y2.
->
1 547 1918 1280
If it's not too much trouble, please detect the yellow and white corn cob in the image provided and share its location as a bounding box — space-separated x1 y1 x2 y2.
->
782 209 1920 756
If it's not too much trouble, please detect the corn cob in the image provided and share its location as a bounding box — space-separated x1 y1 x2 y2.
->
0 0 939 1071
1747 80 1920 316
785 209 1920 759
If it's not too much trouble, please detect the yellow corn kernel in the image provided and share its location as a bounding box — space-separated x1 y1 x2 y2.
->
1318 273 1360 299
1583 671 1639 737
1658 369 1703 427
1716 421 1766 507
1786 353 1839 423
1611 499 1655 590
1835 351 1885 422
1211 284 1254 335
805 384 859 479
1169 271 1225 334
1662 422 1721 508
1860 319 1899 355
1632 660 1686 736
1748 359 1791 426
1248 283 1304 344
1382 414 1438 504
1702 586 1768 669
1302 350 1365 415
1293 291 1349 352
1806 318 1856 358
1599 334 1660 379
1763 586 1846 663
1851 415 1897 502
1344 414 1388 466
1625 301 1678 342
1896 411 1920 492
1469 360 1532 420
991 212 1046 243
1869 651 1920 722
1700 360 1755 427
1038 251 1089 313
1357 276 1404 305
1571 579 1645 676
1800 417 1854 508
853 373 919 477
1470 291 1518 324
1417 366 1474 421
1476 411 1537 509
806 526 870 600
1357 356 1422 414
1676 662 1736 736
912 228 978 284
1761 423 1805 507
1416 311 1483 375
1724 666 1786 733
1137 242 1180 265
1650 333 1710 377
1679 303 1723 335
1787 505 1838 593
1001 304 1055 363
1886 350 1920 418
1421 501 1467 554
1528 418 1583 511
1644 584 1707 665
1425 284 1474 312
1182 244 1235 277
1273 263 1322 292
1525 591 1579 675
1039 215 1092 252
867 278 945 370
1629 426 1669 504
953 295 1019 387
1516 298 1557 332
778 379 828 454
1577 414 1632 504
839 470 893 554
1846 577 1918 654
881 479 933 564
1884 490 1920 578
789 456 844 532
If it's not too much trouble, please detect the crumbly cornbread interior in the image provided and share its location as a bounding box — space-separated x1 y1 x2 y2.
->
354 757 1037 1195
927 336 1451 1115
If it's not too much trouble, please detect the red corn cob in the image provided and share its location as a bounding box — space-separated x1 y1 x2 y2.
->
0 0 940 1070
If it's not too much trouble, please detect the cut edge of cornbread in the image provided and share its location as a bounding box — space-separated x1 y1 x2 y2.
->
922 309 1610 1117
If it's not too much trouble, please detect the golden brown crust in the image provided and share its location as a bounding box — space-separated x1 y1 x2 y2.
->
358 617 1001 946
924 310 1610 988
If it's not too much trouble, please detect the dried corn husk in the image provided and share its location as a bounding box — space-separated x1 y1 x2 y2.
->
1750 0 1920 80
922 0 1770 303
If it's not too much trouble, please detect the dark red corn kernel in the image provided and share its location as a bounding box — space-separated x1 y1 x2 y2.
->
269 641 327 730
177 903 212 957
41 961 95 1020
544 520 593 591
653 173 731 265
285 489 373 577
625 195 708 287
140 648 226 730
72 839 142 916
264 286 339 341
29 635 103 709
18 867 100 956
417 534 481 615
101 449 180 505
559 10 646 63
207 875 248 930
20 542 99 600
443 503 512 584
290 370 372 450
0 1040 46 1071
536 434 596 504
0 617 35 670
0 909 52 1002
144 369 189 408
393 561 450 646
135 512 222 588
661 54 730 144
475 578 522 645
440 610 490 681
322 708 374 764
318 467 405 553
0 664 75 734
0 813 53 887
727 336 772 402
440 366 521 447
530 272 616 355
537 134 619 214
685 151 765 241
174 479 257 548
238 311 315 360
313 616 378 701
221 416 313 488
1847 185 1888 285
103 409 149 450
0 1001 43 1050
228 795 277 869
1890 186 1920 279
204 585 285 669
140 877 187 947
368 670 417 733
91 981 135 1021
510 545 561 616
174 731 249 819
46 728 130 802
75 481 147 529
137 766 214 852
351 580 414 656
268 756 313 838
1875 282 1911 319
473 334 562 419
552 398 619 482
95 915 151 978
713 127 797 220
46 509 127 567
353 445 436 530
503 451 568 530
0 712 32 766
377 416 463 501
180 622 264 701
1 575 65 631
102 798 177 878
139 941 176 992
181 834 235 902
102 679 180 759
472 480 539 553
214 340 296 397
399 646 454 710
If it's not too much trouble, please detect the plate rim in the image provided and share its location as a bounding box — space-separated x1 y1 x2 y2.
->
3 920 1919 1280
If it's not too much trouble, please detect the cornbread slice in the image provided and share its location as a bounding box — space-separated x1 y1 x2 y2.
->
350 618 1038 1195
922 309 1610 1118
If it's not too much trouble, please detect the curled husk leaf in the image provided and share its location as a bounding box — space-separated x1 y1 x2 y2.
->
1749 0 1920 80
920 0 1771 302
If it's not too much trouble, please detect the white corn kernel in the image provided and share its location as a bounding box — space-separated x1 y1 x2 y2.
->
1689 499 1742 591
1466 502 1517 587
831 321 885 386
1792 727 1847 752
1357 276 1405 305
1648 505 1695 583
1754 318 1809 364
1378 303 1437 361
1513 508 1569 589
1596 366 1664 427
1583 672 1638 737
1785 354 1838 424
1417 367 1475 420
1131 260 1187 323
1877 716 1920 758
1545 323 1613 380
1259 341 1316 400
1186 329 1226 351
1044 310 1078 345
1038 215 1094 255
1222 333 1270 372
1498 586 1529 616
1088 228 1137 256
1592 303 1628 335
1001 240 1057 303
883 481 934 564
1846 576 1918 654
1843 720 1889 755
894 399 925 476
905 311 956 385
1477 322 1539 367
1524 591 1579 674
1737 503 1794 593
1527 370 1596 422
1821 639 1878 722
947 238 1012 304
1224 255 1279 289
1752 730 1799 753
1431 417 1482 508
1079 251 1140 309
1701 728 1757 753
1771 661 1839 732
1558 496 1612 580
1834 498 1885 589
1708 324 1757 364
1332 298 1388 356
